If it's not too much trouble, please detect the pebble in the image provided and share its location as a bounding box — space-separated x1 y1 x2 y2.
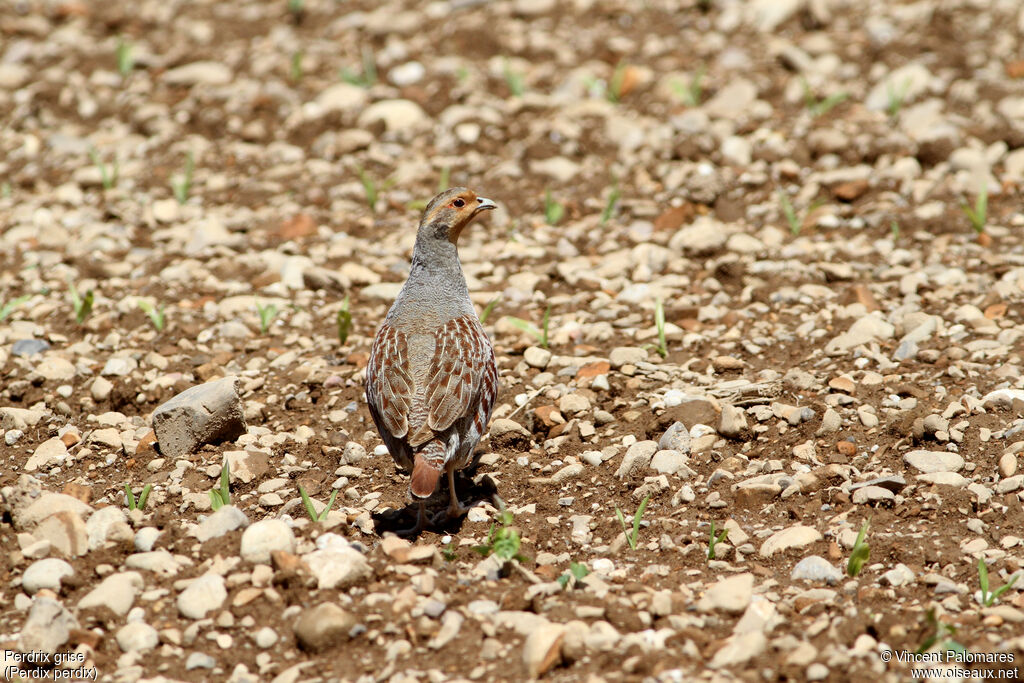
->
903 450 965 474
177 573 227 619
524 346 551 369
522 622 564 678
791 556 843 585
760 525 823 558
22 558 74 594
193 506 250 542
304 535 372 589
78 571 143 616
116 622 159 652
240 519 295 563
698 573 754 613
293 603 356 652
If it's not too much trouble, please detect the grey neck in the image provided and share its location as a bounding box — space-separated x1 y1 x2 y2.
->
386 227 472 328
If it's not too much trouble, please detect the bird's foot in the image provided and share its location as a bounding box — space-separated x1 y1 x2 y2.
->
431 500 471 526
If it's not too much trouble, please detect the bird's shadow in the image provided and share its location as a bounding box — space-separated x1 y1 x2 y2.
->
371 467 498 539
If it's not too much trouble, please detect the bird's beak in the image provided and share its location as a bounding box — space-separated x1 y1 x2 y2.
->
474 197 497 214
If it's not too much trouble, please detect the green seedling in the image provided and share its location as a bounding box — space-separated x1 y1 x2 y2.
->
89 148 119 190
778 191 824 236
800 77 848 117
287 0 304 17
886 77 912 118
478 296 500 325
441 545 457 562
543 189 565 225
290 51 303 82
643 298 668 358
68 279 94 324
355 165 394 213
961 184 988 235
707 520 729 560
502 58 525 97
978 557 1019 607
116 36 134 78
846 519 871 577
137 300 165 331
171 151 194 205
672 65 705 106
0 294 31 322
600 180 621 225
890 219 900 240
1 182 11 198
505 305 550 349
340 46 377 88
916 608 966 655
438 166 451 193
615 494 651 551
607 62 629 103
336 295 352 344
256 302 278 334
125 483 152 511
557 561 590 589
299 486 339 522
473 498 527 563
208 460 231 510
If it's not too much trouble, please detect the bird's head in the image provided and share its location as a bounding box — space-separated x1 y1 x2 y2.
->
418 187 497 245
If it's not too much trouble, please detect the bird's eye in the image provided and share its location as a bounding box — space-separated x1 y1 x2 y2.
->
453 198 465 208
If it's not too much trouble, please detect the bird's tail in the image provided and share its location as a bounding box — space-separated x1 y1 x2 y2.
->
410 441 445 498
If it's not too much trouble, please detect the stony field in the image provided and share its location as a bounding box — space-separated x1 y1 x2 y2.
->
3 0 1024 681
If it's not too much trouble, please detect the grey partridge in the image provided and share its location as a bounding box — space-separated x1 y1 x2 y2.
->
366 187 499 532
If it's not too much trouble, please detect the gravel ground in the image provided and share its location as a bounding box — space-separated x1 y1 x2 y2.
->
3 0 1024 681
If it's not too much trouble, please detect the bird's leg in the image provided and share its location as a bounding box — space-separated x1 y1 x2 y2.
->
444 466 471 519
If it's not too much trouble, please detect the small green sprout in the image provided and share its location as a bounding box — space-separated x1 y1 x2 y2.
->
846 519 871 577
1 182 11 199
208 460 231 510
916 608 966 655
438 166 451 193
125 483 152 511
68 279 94 324
299 486 339 522
886 77 912 118
290 51 303 82
115 36 134 78
89 148 119 190
961 184 988 235
473 498 527 563
557 561 590 589
505 305 550 349
340 46 377 88
890 220 900 240
171 151 194 205
336 295 352 345
643 298 668 358
137 300 165 331
479 296 501 325
256 302 278 334
441 545 457 562
502 58 525 97
978 557 1019 607
800 77 848 117
543 189 565 226
287 0 304 18
707 520 729 560
600 180 621 225
778 191 824 236
0 294 31 322
355 165 394 213
615 494 651 551
672 66 705 106
607 62 629 103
